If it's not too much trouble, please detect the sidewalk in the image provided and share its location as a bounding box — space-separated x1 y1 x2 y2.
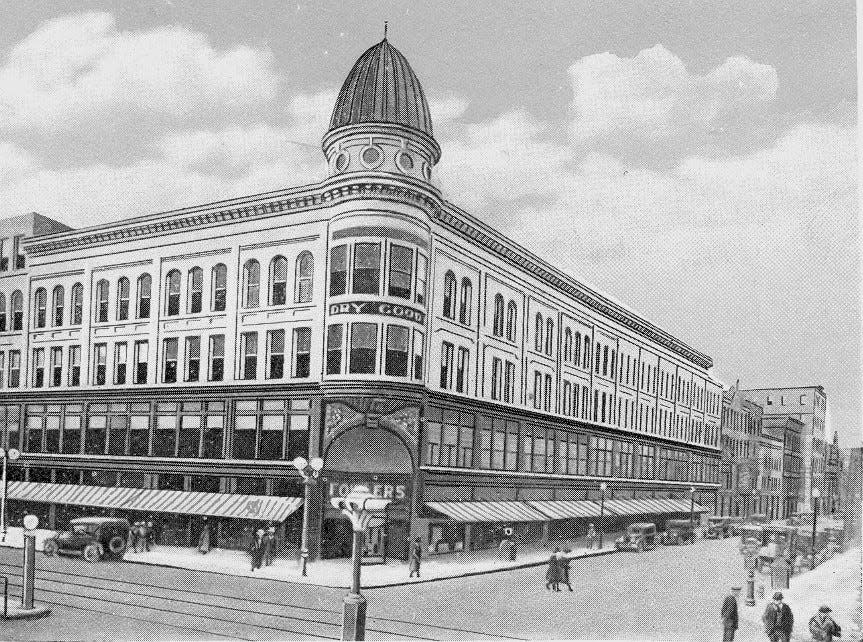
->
0 526 621 588
740 547 862 642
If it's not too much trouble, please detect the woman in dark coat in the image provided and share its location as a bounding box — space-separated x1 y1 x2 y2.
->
408 537 422 578
545 547 561 591
197 520 212 554
559 549 573 591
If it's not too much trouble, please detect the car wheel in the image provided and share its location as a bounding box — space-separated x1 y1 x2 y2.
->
636 541 644 553
43 540 58 557
83 542 102 563
108 535 126 556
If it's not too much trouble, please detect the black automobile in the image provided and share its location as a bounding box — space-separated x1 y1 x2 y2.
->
705 516 731 539
660 519 697 545
43 517 130 563
615 523 658 552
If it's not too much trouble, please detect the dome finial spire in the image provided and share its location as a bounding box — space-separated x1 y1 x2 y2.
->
384 21 388 39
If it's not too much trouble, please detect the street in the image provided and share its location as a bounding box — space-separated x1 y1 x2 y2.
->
0 537 770 641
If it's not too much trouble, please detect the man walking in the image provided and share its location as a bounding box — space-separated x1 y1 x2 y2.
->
408 537 422 578
808 605 841 642
763 592 794 642
721 586 741 641
249 528 265 571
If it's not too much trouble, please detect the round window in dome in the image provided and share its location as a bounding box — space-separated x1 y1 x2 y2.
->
396 150 414 173
332 150 350 173
360 145 384 169
421 161 432 181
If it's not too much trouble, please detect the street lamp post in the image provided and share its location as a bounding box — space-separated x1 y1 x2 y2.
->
0 447 21 542
331 485 392 641
689 486 696 540
598 482 607 550
292 456 324 577
810 487 821 569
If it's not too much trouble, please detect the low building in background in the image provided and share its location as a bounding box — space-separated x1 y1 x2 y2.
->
719 382 762 517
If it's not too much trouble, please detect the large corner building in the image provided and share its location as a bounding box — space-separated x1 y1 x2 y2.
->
0 38 723 560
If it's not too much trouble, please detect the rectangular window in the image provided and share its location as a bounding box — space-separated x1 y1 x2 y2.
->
533 371 542 409
492 426 505 470
67 346 81 386
425 421 441 465
455 347 469 393
329 245 348 296
491 357 502 400
388 244 412 299
504 361 515 403
0 239 5 271
349 323 377 374
384 325 409 377
412 330 424 380
459 424 474 468
162 338 178 383
114 343 127 384
85 415 107 455
440 341 454 389
293 327 311 378
544 374 552 412
177 414 201 458
259 414 283 460
267 329 285 379
128 415 150 456
13 236 24 269
50 347 63 387
240 332 258 380
133 340 148 384
233 414 257 459
93 343 107 385
213 267 227 312
32 348 45 388
352 242 380 295
415 253 428 305
185 336 200 382
0 352 4 389
208 335 224 382
326 324 343 375
153 413 177 457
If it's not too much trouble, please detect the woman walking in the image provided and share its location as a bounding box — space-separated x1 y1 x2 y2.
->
558 549 573 591
197 519 212 555
585 523 597 550
545 548 561 591
408 537 423 578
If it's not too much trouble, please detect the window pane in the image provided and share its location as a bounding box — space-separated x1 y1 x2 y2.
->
349 323 377 374
384 325 409 376
329 245 348 296
388 245 412 299
352 243 380 294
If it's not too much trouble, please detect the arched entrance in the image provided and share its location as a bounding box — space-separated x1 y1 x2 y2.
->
321 427 414 561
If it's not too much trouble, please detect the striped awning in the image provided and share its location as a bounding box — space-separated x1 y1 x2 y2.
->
602 498 708 516
7 481 303 522
528 500 604 520
425 501 547 523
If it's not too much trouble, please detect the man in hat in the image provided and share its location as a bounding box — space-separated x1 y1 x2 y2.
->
721 586 741 641
763 592 794 642
808 605 841 642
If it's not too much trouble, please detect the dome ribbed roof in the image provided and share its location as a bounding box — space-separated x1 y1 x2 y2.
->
329 38 433 137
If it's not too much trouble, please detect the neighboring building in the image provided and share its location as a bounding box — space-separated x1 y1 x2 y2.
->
825 431 841 514
0 37 724 561
757 419 784 520
840 447 862 547
742 386 828 512
766 415 803 518
719 382 762 517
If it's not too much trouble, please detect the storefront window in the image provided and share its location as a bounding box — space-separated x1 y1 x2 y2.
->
236 477 266 495
45 414 60 453
287 414 310 461
202 414 224 458
153 414 177 457
424 421 441 465
189 475 220 493
25 414 42 452
177 415 201 458
107 415 128 456
158 474 185 491
85 415 107 455
62 413 82 454
459 424 474 468
519 428 533 472
492 423 505 470
129 415 150 456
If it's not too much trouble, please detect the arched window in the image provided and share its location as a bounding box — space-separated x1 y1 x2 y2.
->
34 288 47 328
574 332 581 365
95 280 109 322
136 275 151 319
582 336 590 370
165 270 181 316
492 294 504 337
187 267 203 313
564 328 572 363
52 285 65 327
545 318 554 355
506 300 518 342
116 277 130 320
71 283 83 325
243 259 260 308
534 313 543 352
442 271 456 319
0 293 6 331
11 290 23 330
458 277 472 325
270 256 288 305
211 264 227 311
295 252 314 303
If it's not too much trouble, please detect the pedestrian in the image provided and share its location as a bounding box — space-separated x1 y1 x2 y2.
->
128 522 139 554
558 549 573 592
135 521 148 553
263 525 275 566
763 592 794 642
721 586 742 641
545 547 561 591
408 537 422 578
145 520 154 551
808 605 841 642
198 519 212 555
585 523 597 550
249 528 265 571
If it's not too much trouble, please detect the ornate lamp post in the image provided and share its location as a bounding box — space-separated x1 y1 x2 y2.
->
0 447 21 542
331 485 392 641
598 482 607 550
810 487 821 568
292 456 324 577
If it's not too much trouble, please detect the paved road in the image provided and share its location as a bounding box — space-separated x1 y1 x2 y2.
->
0 537 762 640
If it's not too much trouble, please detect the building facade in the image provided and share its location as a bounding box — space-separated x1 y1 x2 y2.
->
766 416 803 518
840 447 862 547
757 420 784 520
719 383 762 517
825 431 841 514
0 37 723 561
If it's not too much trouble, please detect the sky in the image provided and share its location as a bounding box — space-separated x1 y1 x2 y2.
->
0 1 858 446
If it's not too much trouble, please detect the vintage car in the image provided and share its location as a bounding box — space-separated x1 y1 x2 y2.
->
43 517 130 563
745 513 770 525
738 523 766 552
660 519 697 545
705 516 732 539
787 511 814 526
725 516 745 536
756 525 798 571
615 523 657 552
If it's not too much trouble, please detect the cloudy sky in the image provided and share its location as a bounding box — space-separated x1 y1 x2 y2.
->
1 2 858 445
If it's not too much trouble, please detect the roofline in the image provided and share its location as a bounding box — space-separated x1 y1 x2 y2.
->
740 386 826 395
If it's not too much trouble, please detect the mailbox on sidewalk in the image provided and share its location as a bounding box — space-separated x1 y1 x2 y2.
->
770 556 791 590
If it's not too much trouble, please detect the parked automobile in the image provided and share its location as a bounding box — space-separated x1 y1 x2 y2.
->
726 516 744 536
705 516 732 539
757 525 798 571
787 511 814 526
43 517 130 563
615 523 657 552
745 513 770 525
661 519 697 545
739 523 766 552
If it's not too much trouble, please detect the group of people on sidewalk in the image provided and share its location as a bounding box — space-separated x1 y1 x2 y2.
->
247 526 277 571
544 548 573 591
127 520 154 553
721 586 842 642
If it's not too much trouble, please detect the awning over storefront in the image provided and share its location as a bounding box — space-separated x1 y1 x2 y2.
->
602 498 708 516
425 501 547 523
528 500 604 520
7 481 303 523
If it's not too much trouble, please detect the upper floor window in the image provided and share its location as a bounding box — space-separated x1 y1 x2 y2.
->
243 259 260 308
267 329 285 379
326 324 343 375
602 344 609 376
492 294 504 337
0 293 6 331
34 288 47 328
594 342 602 374
329 245 348 296
295 252 314 303
52 285 64 327
95 280 109 323
574 332 581 365
13 236 24 270
353 242 380 295
443 271 457 319
240 332 258 379
506 301 518 342
388 245 412 299
384 325 409 377
163 338 178 383
458 278 472 325
270 256 288 305
544 318 554 356
563 328 572 362
211 264 227 312
440 341 454 389
534 313 543 352
582 336 590 369
70 283 83 325
415 254 428 305
165 270 181 316
187 267 203 313
456 346 469 393
208 335 224 382
117 277 130 321
136 275 151 319
349 322 377 374
293 327 312 377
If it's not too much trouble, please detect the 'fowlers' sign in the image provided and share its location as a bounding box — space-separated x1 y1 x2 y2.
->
328 301 425 325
